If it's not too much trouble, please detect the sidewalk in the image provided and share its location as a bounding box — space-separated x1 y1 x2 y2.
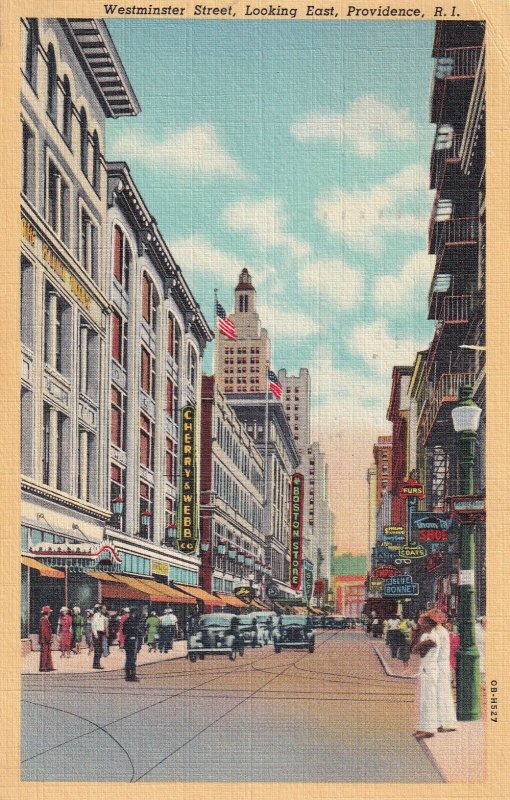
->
373 639 486 782
22 640 188 675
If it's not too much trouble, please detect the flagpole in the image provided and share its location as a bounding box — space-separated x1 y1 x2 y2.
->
212 288 218 379
264 361 270 539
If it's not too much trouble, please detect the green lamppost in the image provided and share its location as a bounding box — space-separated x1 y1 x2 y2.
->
451 385 482 721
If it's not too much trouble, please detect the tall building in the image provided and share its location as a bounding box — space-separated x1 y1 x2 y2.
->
199 376 266 609
366 465 377 559
387 367 413 530
216 268 270 394
278 368 311 455
104 162 213 605
20 19 139 638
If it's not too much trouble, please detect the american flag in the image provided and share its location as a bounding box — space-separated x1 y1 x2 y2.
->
215 300 236 341
268 369 282 400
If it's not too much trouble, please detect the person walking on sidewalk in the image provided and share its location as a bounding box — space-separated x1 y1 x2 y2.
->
159 607 178 653
91 604 106 669
412 609 457 739
39 606 55 672
123 608 141 682
118 608 130 650
57 607 73 658
145 611 160 652
72 607 84 654
386 614 401 658
83 610 94 654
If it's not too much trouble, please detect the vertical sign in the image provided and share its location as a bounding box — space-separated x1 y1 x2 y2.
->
177 406 198 554
302 559 314 606
290 473 304 590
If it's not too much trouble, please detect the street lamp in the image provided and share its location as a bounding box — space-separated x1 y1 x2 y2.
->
451 385 482 721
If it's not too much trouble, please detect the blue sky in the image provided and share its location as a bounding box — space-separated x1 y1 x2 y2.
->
106 21 436 551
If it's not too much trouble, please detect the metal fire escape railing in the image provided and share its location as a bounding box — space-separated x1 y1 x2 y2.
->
425 295 473 377
431 46 482 123
430 133 462 192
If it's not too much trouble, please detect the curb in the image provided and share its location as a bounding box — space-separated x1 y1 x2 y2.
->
22 647 188 676
373 644 418 679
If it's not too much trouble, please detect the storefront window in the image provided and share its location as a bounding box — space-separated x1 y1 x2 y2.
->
169 566 198 585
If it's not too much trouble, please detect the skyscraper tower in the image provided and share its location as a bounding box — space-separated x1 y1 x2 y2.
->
216 269 270 393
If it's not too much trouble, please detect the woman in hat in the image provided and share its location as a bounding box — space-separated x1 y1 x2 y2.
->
412 609 457 738
72 607 84 655
57 606 73 658
39 606 55 672
145 611 160 652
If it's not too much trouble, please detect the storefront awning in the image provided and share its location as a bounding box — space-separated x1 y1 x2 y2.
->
250 598 270 610
174 583 223 607
111 575 176 603
309 606 325 616
22 556 64 578
215 593 248 609
134 578 196 605
290 606 307 615
85 569 123 582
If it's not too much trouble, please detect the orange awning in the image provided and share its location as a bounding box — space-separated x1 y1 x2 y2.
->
174 583 223 607
250 598 270 610
22 556 64 578
134 577 196 605
85 570 124 582
111 575 174 603
215 593 248 609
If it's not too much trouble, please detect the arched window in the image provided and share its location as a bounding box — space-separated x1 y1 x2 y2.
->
46 44 57 119
142 272 158 331
79 107 88 176
92 131 100 193
25 19 39 88
187 343 197 388
62 76 71 142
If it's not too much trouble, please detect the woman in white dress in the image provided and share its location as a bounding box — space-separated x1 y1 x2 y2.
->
413 609 457 739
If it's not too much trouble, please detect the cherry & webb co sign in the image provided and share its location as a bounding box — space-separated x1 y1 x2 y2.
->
177 406 199 554
290 473 304 590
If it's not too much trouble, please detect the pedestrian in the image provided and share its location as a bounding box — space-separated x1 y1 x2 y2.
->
386 614 401 658
57 607 73 658
159 607 178 653
91 603 106 669
445 621 460 686
39 605 55 672
108 610 120 648
101 605 110 658
397 617 415 671
123 608 141 682
118 607 130 650
72 607 84 654
412 609 457 739
83 609 94 654
145 611 160 652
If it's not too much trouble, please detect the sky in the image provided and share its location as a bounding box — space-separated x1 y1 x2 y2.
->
106 20 436 555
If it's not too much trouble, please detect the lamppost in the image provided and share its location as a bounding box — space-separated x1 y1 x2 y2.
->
451 385 482 721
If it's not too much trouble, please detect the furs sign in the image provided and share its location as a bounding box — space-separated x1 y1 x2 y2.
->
177 406 199 554
290 473 304 590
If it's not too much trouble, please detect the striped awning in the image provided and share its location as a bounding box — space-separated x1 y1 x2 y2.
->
22 556 64 579
250 598 270 611
215 593 248 609
174 583 223 607
134 578 195 605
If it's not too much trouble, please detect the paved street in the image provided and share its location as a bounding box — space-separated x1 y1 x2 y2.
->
21 630 442 783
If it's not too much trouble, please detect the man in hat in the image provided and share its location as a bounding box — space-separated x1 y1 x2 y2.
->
123 608 141 682
159 607 178 653
39 606 55 672
412 609 457 738
91 603 107 669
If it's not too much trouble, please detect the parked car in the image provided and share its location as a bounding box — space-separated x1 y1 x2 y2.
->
187 613 244 662
273 615 315 654
237 616 263 648
345 617 357 629
248 612 277 644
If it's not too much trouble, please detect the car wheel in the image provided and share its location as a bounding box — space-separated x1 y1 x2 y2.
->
188 652 197 663
199 654 205 660
238 643 245 657
229 649 237 661
274 645 281 654
308 643 315 654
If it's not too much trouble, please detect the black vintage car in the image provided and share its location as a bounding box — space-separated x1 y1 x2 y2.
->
187 613 244 662
237 616 262 647
272 615 315 654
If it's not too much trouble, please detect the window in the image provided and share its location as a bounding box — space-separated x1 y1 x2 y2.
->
79 323 98 398
166 437 177 485
21 388 33 475
21 257 34 348
111 386 127 451
169 566 198 585
92 131 100 193
79 107 88 175
165 496 176 530
166 377 178 421
139 481 154 539
239 293 248 312
187 344 197 388
24 19 38 88
22 121 35 203
46 44 57 120
78 428 91 501
142 273 158 330
47 160 70 245
140 413 154 470
111 463 126 530
167 313 181 363
44 283 70 375
113 225 131 290
42 403 68 490
80 207 98 279
140 346 155 398
111 311 127 369
62 76 71 142
120 550 150 575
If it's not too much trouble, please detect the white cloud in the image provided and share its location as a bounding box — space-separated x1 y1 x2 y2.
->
223 197 311 257
298 259 363 311
257 303 320 339
348 319 427 376
291 95 416 156
374 251 435 311
169 236 251 283
111 124 248 179
315 164 432 253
